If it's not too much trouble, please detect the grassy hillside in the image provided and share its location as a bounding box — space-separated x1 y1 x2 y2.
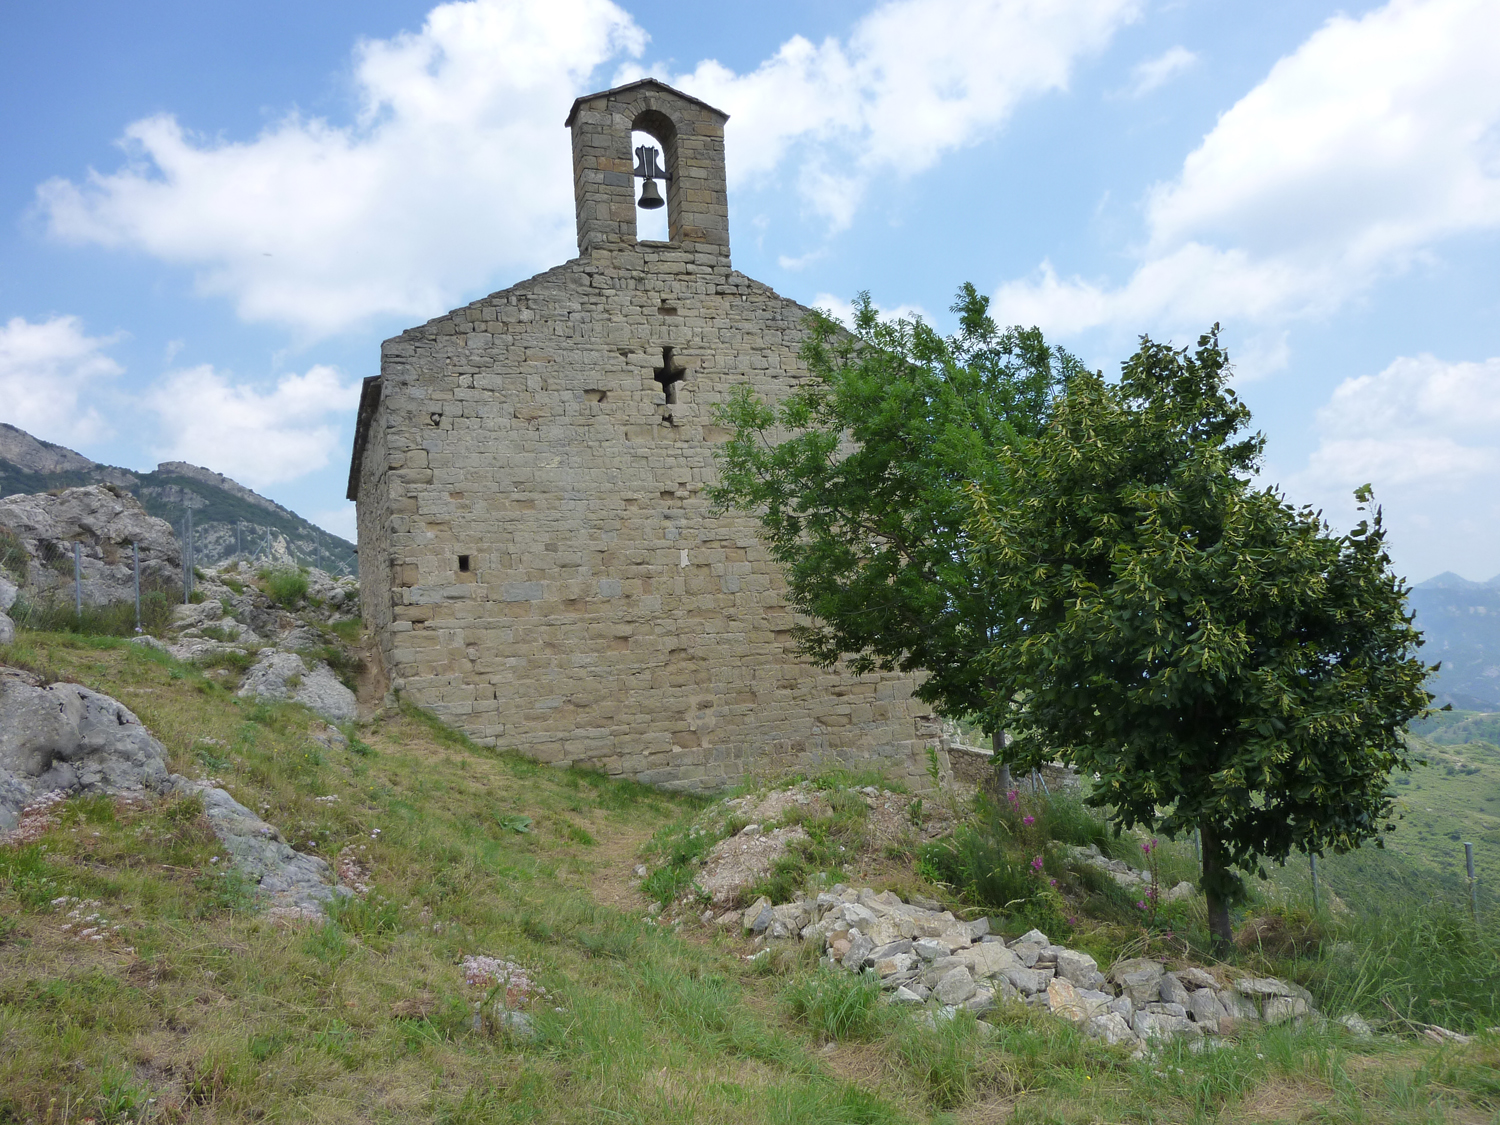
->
1 630 1497 1124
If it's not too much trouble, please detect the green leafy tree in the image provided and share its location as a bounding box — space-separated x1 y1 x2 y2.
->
968 328 1434 945
709 286 1082 785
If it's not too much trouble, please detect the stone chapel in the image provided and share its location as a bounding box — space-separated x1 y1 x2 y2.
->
348 79 938 791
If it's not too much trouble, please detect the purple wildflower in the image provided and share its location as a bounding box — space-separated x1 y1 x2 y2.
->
1023 815 1036 826
1031 854 1044 872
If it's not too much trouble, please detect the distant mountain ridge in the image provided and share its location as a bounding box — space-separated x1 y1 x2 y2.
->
0 423 355 574
1410 571 1500 712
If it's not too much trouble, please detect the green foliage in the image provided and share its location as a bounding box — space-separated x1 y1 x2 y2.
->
642 813 719 903
1314 900 1500 1033
918 790 1119 931
194 647 256 675
0 526 26 580
0 845 73 908
892 1009 1009 1109
259 566 309 608
495 814 533 834
969 327 1435 935
8 590 177 637
782 968 888 1042
192 868 260 916
710 285 1081 747
303 642 363 690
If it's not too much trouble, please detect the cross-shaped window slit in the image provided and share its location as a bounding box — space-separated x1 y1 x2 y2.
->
653 346 685 405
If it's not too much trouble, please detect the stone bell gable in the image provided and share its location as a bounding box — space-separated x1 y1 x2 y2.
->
349 79 938 791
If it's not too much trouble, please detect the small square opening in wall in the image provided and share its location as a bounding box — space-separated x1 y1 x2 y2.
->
458 555 471 573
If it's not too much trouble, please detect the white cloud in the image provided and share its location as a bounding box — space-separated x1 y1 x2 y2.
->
1283 353 1500 580
145 364 362 489
37 0 646 337
810 292 932 328
995 0 1500 339
0 315 123 446
1124 45 1197 97
37 0 1139 330
1302 354 1500 492
667 0 1141 229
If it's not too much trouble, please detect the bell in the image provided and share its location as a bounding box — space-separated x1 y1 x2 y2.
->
638 178 665 210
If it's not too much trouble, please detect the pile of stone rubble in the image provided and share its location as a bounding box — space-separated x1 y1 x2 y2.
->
742 884 1319 1050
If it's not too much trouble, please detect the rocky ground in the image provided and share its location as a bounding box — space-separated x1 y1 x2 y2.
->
737 882 1340 1055
133 559 361 723
0 664 348 917
2 547 364 916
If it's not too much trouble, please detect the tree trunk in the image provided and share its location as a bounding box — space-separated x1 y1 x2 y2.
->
1200 822 1233 953
992 731 1012 793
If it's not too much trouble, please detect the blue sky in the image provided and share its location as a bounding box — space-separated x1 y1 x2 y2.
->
2 0 1497 583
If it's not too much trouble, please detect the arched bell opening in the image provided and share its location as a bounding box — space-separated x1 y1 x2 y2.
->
631 109 677 244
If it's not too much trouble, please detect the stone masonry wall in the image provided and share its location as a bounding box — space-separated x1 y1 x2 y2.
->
359 251 935 791
353 80 936 792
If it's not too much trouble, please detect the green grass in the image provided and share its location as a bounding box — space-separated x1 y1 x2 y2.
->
2 630 1498 1124
7 589 178 636
783 967 890 1042
258 566 309 608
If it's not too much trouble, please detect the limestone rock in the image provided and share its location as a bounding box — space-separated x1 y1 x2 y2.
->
172 775 342 915
935 966 978 1005
0 486 181 607
1087 1012 1137 1045
843 930 876 970
1110 957 1165 1005
0 611 12 646
0 575 17 611
237 650 356 723
742 896 774 934
1055 948 1099 986
1337 1013 1375 1039
1160 972 1191 1008
1 669 172 831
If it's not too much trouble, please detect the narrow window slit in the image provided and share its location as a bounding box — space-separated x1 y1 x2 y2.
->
653 347 685 405
457 555 470 573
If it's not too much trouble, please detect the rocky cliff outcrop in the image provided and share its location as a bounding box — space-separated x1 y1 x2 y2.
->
0 485 181 605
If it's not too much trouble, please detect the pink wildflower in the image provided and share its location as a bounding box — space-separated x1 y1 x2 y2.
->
1031 855 1044 872
1023 815 1035 826
1049 878 1058 887
1007 789 1020 807
1136 900 1148 911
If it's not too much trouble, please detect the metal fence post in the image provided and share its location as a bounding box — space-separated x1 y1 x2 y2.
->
133 542 140 630
73 542 82 618
1467 842 1478 922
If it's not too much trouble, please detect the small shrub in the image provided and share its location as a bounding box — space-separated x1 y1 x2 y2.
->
783 968 889 1041
195 648 255 675
260 567 309 608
